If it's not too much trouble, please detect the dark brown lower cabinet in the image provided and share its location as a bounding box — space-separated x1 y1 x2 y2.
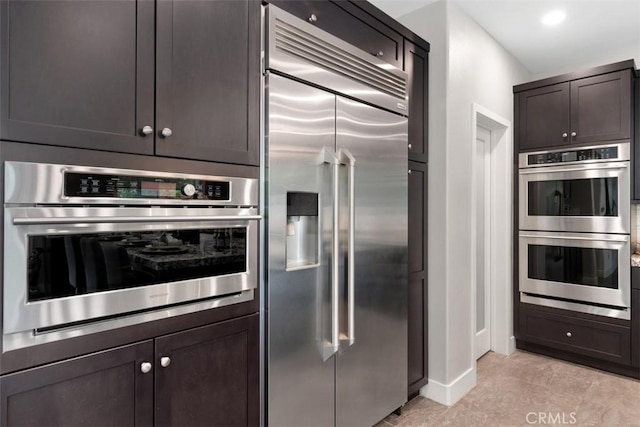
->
632 289 639 368
408 161 428 396
155 314 259 427
519 307 631 365
0 314 258 427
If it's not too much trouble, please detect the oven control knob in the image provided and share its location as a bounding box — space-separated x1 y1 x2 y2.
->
181 183 197 197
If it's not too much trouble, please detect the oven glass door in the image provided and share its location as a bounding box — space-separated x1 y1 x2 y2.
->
519 231 630 309
4 207 259 334
519 162 630 233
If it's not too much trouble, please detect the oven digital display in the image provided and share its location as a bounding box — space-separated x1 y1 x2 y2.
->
64 172 230 201
141 181 176 198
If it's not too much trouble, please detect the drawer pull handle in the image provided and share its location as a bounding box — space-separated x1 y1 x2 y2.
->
562 132 568 138
571 131 577 137
140 362 152 374
566 332 572 338
308 14 317 23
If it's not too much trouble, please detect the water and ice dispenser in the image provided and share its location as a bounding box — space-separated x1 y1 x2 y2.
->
286 192 319 270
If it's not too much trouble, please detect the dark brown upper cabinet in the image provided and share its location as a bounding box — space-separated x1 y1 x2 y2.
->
517 69 632 152
0 0 155 155
1 0 260 166
269 0 403 69
405 41 429 163
155 0 260 165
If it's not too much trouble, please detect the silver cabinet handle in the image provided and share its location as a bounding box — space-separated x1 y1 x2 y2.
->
566 332 572 338
160 128 173 138
562 132 568 138
13 214 261 226
160 356 171 368
320 147 340 359
408 143 412 149
571 131 577 137
408 169 412 175
308 13 317 23
140 362 152 374
339 149 356 347
140 125 153 136
374 51 384 57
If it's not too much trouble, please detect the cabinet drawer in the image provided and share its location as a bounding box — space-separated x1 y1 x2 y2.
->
269 0 402 68
519 308 631 365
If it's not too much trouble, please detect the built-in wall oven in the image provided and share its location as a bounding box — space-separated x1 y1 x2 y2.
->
518 143 631 319
3 162 259 350
519 143 630 234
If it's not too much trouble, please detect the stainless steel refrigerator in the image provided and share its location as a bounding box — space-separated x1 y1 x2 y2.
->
264 6 409 426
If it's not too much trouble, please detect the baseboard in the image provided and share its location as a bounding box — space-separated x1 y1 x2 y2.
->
419 366 476 406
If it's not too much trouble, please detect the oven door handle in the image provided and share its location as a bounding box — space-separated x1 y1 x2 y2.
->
519 233 628 243
13 215 262 225
519 162 628 175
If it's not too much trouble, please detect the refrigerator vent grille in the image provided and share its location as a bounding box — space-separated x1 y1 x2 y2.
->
274 18 406 100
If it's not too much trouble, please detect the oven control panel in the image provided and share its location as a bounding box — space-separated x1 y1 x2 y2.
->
64 172 231 201
527 146 619 166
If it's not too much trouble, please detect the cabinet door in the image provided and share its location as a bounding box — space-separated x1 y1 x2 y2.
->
570 70 632 145
269 0 403 69
632 289 639 368
518 82 570 151
408 161 428 395
155 0 260 165
0 341 154 427
0 0 154 155
154 314 259 427
405 41 429 163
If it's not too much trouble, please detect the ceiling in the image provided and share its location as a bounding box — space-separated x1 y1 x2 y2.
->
369 0 640 76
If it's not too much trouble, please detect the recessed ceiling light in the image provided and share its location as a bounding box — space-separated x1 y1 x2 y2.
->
541 10 566 26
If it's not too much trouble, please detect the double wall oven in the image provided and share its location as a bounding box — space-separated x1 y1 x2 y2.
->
3 162 259 350
518 143 631 319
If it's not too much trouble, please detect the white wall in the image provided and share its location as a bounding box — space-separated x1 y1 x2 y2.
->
531 45 640 80
397 0 531 405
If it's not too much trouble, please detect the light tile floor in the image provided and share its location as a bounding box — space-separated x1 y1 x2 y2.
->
377 350 640 426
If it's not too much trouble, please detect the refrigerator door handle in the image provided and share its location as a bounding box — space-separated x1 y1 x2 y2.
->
320 146 341 359
339 149 356 346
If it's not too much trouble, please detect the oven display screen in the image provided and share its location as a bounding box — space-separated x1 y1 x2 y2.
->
141 181 176 198
64 172 230 201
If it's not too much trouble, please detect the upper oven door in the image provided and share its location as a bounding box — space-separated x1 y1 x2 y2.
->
3 207 259 335
519 231 630 309
519 161 630 233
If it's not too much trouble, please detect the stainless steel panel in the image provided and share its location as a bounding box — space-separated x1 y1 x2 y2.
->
265 5 408 116
520 293 630 320
4 161 258 206
266 74 335 427
518 161 630 234
518 143 630 169
3 290 254 352
335 96 408 426
518 231 630 310
3 206 259 334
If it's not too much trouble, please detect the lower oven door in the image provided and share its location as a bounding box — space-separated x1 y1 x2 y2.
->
3 206 259 336
519 231 630 317
519 161 630 234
